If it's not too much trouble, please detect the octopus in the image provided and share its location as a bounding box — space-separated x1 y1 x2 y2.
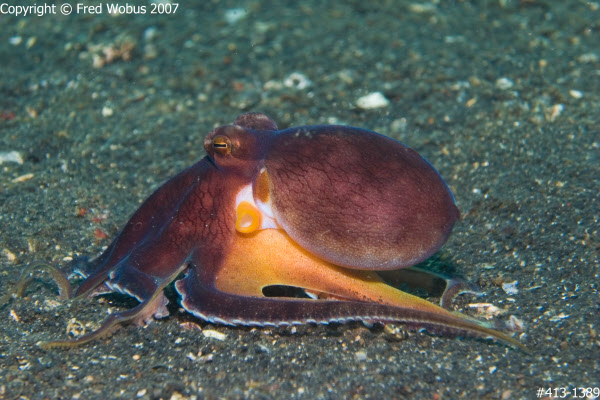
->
2 113 523 349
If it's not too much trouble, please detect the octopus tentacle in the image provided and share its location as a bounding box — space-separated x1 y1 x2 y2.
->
378 266 483 310
0 262 72 306
41 261 188 349
74 159 211 297
175 270 524 349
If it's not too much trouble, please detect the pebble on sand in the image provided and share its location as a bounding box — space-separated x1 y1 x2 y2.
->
356 92 389 109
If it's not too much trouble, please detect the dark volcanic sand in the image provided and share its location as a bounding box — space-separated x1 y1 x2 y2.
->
0 1 598 399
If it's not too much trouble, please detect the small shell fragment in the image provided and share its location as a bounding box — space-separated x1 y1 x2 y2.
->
569 90 583 99
224 8 247 24
495 77 514 90
468 303 504 318
101 106 114 117
202 329 227 341
355 351 367 362
549 313 570 322
356 92 389 109
284 72 312 90
383 324 409 340
0 151 24 165
12 173 34 183
3 248 17 262
545 104 564 122
501 280 519 295
507 315 524 332
179 321 203 331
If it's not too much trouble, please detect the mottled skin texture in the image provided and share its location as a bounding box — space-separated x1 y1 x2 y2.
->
24 112 522 349
266 126 460 269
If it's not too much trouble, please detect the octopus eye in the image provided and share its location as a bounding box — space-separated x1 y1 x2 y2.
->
212 135 232 156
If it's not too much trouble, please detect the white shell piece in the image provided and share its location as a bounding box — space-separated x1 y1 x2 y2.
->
501 280 519 295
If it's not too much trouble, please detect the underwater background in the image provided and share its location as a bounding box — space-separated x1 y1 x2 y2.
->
0 1 598 399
